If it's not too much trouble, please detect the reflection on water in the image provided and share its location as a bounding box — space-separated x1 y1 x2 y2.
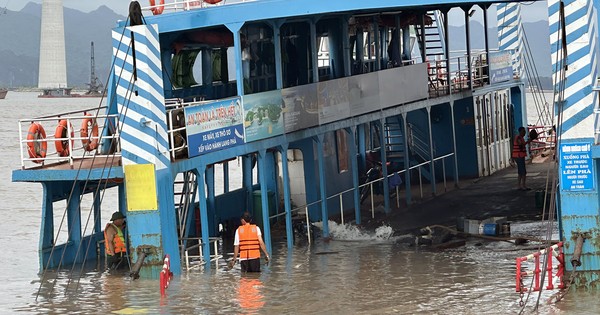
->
1 93 597 314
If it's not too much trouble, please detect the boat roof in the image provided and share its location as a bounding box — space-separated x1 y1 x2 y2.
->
120 0 540 33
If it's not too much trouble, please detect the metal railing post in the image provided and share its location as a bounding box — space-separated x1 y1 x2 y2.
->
419 166 423 198
305 206 311 244
370 183 375 218
339 194 344 225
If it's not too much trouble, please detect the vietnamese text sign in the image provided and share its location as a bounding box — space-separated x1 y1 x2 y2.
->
560 143 593 191
185 97 245 157
124 164 158 211
489 51 512 84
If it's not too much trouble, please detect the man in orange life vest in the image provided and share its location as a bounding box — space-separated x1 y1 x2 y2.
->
512 127 532 191
104 211 127 269
228 212 270 272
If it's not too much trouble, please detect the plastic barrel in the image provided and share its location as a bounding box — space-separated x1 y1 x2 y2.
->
481 223 498 236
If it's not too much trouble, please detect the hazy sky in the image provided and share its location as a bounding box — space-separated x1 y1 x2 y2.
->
4 0 550 23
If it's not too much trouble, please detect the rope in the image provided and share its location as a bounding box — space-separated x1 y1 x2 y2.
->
35 16 137 300
518 2 567 312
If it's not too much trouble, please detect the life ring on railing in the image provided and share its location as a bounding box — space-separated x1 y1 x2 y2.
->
149 0 165 15
81 114 99 151
54 119 74 157
27 122 47 163
204 0 223 4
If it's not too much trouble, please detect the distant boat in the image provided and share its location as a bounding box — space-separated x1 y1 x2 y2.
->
0 88 7 99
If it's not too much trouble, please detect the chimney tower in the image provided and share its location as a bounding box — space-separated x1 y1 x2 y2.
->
38 0 68 91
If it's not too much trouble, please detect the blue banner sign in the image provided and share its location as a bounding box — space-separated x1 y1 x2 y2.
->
560 142 593 191
488 51 512 84
185 97 245 157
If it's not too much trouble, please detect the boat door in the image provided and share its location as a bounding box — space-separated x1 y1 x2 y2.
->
475 90 512 177
475 95 490 176
496 90 512 169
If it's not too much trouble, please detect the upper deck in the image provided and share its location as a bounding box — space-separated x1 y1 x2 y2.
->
14 0 530 182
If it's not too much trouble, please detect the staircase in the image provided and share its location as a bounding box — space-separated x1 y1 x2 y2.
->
174 171 198 250
384 116 406 165
415 10 447 62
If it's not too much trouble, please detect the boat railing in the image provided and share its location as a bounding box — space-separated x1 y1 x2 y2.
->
18 108 121 169
269 152 455 243
180 236 222 271
144 0 255 15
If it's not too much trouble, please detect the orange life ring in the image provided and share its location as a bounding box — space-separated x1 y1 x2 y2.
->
26 122 47 163
81 114 99 151
204 0 223 4
149 0 165 15
54 119 74 157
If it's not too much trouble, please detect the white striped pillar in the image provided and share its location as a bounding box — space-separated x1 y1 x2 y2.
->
112 24 180 276
497 3 524 77
548 0 598 139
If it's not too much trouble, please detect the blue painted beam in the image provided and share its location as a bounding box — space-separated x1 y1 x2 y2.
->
347 126 361 225
315 135 329 237
258 149 273 255
279 144 294 249
378 120 390 212
13 167 124 182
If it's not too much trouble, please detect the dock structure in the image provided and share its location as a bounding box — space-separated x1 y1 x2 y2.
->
548 0 600 288
15 0 550 279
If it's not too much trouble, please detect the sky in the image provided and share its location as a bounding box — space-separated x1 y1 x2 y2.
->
3 0 550 24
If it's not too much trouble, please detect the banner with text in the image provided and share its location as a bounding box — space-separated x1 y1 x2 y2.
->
560 142 594 191
185 97 245 157
489 51 513 84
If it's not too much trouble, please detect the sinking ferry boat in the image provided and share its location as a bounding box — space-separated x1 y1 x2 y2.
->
11 0 600 289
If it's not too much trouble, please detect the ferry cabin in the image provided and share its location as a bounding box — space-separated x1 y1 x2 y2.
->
14 0 542 278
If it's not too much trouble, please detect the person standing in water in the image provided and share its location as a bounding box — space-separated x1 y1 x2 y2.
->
229 212 270 272
104 211 127 270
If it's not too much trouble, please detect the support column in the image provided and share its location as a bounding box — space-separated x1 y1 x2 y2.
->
242 154 254 213
548 0 600 286
223 162 229 193
402 114 412 204
378 120 390 212
67 184 82 249
114 25 180 277
272 21 284 89
450 101 459 187
93 190 102 234
201 48 213 96
227 22 245 96
497 3 523 77
483 5 490 84
257 149 273 255
39 183 55 270
315 135 329 237
442 10 451 92
347 126 361 224
464 7 473 89
279 144 294 248
310 19 319 82
206 165 216 237
426 107 437 195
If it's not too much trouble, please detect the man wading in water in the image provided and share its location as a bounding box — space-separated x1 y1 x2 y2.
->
228 212 270 272
104 211 127 270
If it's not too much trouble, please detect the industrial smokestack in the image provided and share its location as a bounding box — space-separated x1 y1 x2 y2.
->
38 0 68 90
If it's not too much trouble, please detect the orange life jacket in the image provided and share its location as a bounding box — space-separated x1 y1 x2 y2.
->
238 224 261 260
104 223 126 255
512 135 527 158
